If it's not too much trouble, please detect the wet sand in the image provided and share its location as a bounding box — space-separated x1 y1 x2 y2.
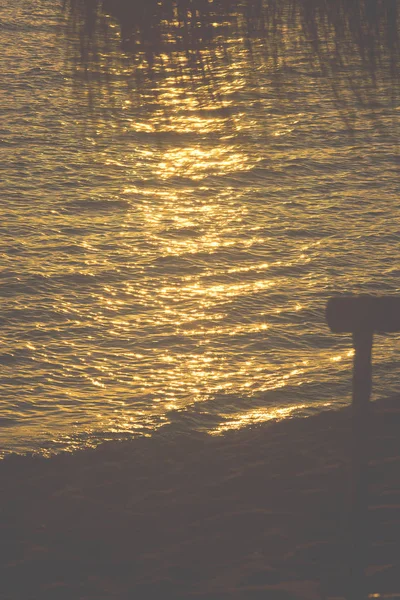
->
1 396 400 599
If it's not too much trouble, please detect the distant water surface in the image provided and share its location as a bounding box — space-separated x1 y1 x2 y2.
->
0 0 399 455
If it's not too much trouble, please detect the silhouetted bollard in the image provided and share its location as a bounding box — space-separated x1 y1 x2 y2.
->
326 295 400 600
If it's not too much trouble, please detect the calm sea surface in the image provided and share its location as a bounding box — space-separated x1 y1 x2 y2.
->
1 0 399 455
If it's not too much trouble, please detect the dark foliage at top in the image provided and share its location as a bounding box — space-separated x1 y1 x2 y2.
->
62 0 399 109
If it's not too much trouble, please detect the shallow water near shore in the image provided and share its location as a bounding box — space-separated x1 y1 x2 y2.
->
1 0 399 456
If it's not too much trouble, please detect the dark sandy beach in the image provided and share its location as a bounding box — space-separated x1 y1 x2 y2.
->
1 396 400 600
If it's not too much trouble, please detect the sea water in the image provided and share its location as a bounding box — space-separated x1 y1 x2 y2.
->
1 0 399 455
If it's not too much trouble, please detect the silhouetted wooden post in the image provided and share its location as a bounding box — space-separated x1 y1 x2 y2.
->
350 328 372 600
326 295 400 600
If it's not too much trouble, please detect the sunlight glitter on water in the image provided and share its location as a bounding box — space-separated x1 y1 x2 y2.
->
0 0 399 455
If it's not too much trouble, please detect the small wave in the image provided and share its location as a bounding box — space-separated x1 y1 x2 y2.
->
62 199 130 214
160 227 203 238
0 417 17 427
0 353 19 365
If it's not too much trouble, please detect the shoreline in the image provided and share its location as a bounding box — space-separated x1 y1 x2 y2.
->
1 397 400 599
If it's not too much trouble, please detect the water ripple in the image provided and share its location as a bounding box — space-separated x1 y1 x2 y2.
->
1 0 399 455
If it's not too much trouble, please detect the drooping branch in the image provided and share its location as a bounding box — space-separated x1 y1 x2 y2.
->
62 0 399 113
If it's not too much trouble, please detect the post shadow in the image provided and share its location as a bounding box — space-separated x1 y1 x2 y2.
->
326 295 400 600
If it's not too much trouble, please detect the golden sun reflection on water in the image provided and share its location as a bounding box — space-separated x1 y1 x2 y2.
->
100 67 364 440
2 0 399 456
158 146 252 180
87 135 361 443
213 403 310 434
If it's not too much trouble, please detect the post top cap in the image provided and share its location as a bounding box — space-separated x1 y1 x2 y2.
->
326 295 400 333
